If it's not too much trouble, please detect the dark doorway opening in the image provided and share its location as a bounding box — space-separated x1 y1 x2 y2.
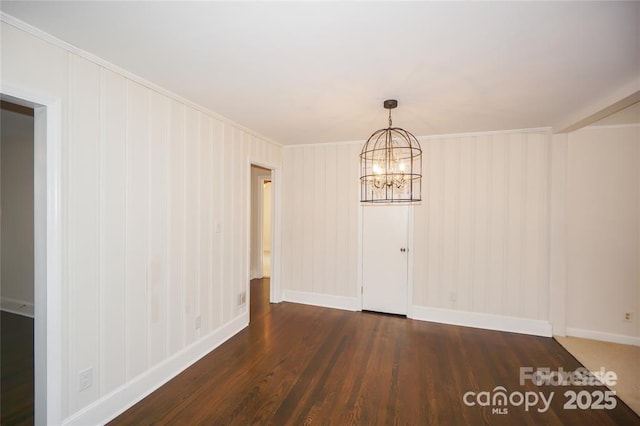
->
1 100 35 424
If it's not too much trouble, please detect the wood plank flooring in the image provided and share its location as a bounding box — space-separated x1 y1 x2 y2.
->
1 311 34 425
111 279 639 425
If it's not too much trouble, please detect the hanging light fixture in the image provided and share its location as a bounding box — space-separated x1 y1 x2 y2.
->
360 99 422 203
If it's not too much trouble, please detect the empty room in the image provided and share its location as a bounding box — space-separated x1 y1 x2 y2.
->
0 2 638 425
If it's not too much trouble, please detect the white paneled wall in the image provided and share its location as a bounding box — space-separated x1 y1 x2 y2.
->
566 124 640 344
413 131 550 321
282 143 360 302
1 20 281 423
282 130 551 331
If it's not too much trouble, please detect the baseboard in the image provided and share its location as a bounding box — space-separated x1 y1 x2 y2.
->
282 289 359 311
565 327 640 347
1 297 35 318
409 305 553 337
62 312 249 425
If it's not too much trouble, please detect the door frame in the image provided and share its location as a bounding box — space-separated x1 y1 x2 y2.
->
1 83 63 425
247 160 282 304
358 203 415 313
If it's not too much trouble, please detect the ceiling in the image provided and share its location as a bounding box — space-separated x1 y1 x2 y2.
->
1 1 638 145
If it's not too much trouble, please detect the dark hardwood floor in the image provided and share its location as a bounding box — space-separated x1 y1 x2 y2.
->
1 311 34 425
111 278 639 425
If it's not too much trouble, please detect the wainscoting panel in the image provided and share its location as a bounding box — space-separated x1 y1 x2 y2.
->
124 77 150 383
147 88 170 370
99 67 128 397
68 54 101 412
168 100 186 357
198 114 213 339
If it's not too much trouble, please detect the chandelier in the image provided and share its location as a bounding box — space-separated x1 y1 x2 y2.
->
360 99 422 203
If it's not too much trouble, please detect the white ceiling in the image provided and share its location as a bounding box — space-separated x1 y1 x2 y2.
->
2 1 638 145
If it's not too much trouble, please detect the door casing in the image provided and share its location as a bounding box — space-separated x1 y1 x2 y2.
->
1 83 63 425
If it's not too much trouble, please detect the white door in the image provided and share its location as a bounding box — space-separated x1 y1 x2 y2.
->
362 205 409 315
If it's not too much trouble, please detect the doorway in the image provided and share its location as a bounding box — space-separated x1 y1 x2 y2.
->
0 86 63 425
361 204 410 315
250 164 274 321
261 179 272 278
1 100 35 424
250 165 272 280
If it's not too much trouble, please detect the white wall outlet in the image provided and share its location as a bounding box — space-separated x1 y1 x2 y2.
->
195 315 201 330
623 312 634 323
449 291 457 303
78 367 93 392
238 291 247 306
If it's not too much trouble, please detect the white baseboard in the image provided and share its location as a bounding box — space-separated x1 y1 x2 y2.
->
63 312 249 426
280 293 552 337
282 289 359 311
409 305 553 337
1 297 35 318
565 327 640 347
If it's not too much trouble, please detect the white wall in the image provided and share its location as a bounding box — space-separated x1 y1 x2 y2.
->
412 131 550 324
281 143 361 305
566 124 639 344
1 105 35 313
1 19 281 423
281 130 552 333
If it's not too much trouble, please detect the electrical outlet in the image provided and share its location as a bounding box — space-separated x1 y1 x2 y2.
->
79 367 93 392
238 291 247 306
623 312 633 323
195 315 201 330
449 291 457 303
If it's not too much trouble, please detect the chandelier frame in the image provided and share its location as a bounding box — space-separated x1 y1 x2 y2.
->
359 100 422 203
